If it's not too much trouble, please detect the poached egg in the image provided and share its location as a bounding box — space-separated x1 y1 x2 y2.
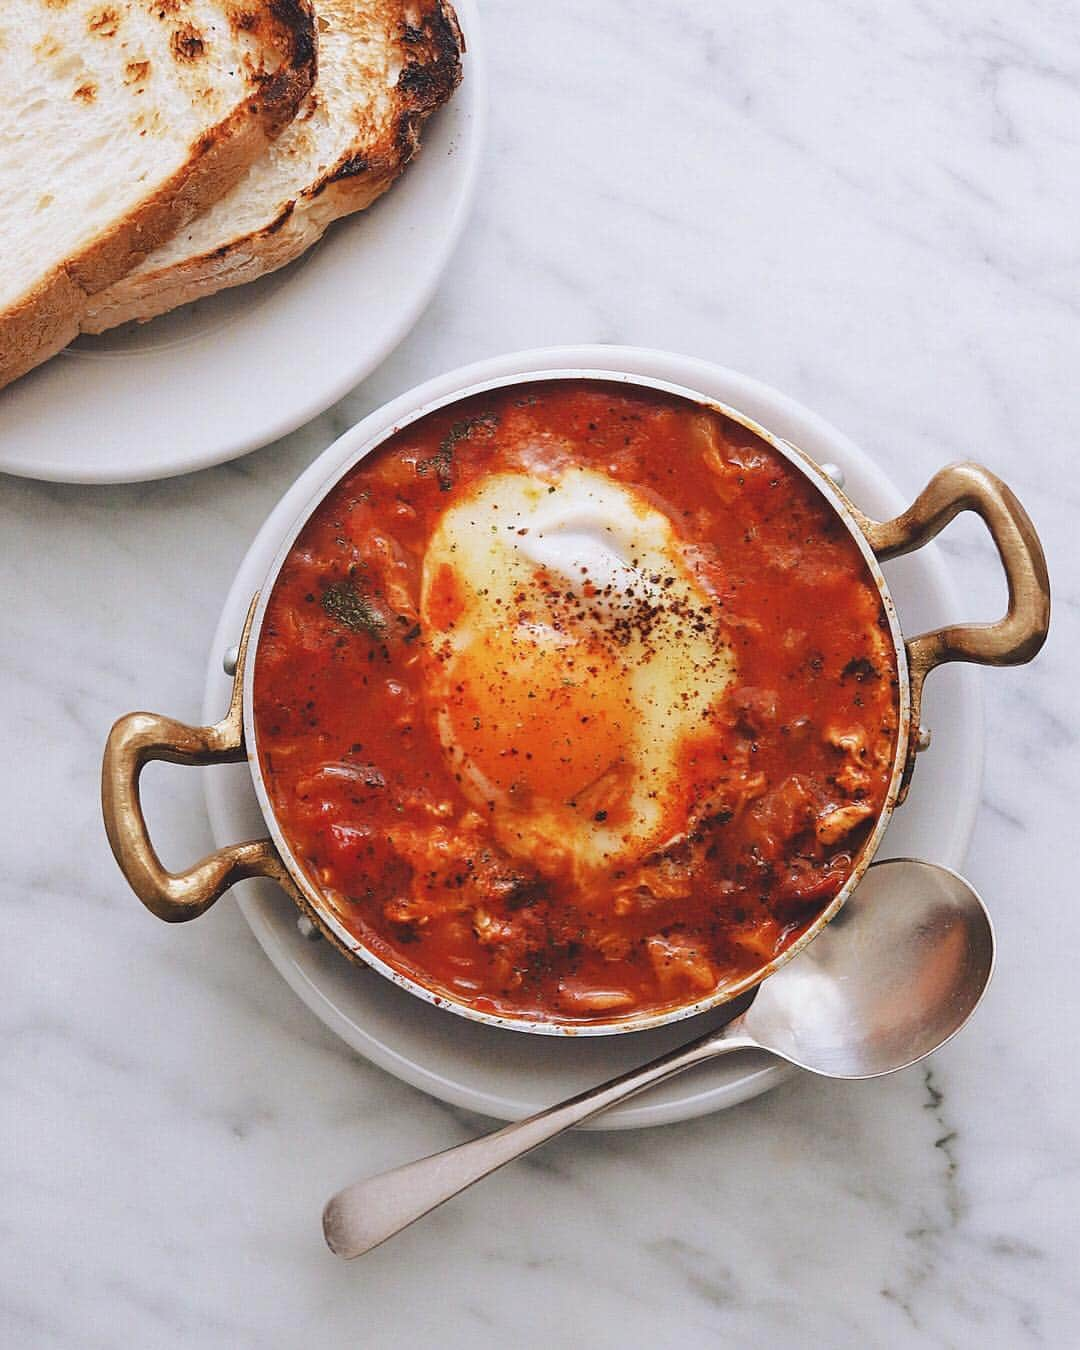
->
420 466 735 877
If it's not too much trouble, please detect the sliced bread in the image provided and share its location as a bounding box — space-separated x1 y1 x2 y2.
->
0 0 316 389
82 0 462 333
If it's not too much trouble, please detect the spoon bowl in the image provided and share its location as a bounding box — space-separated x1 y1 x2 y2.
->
741 857 995 1078
324 858 994 1258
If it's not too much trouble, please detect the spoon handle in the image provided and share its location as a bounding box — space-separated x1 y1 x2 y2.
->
323 1021 754 1258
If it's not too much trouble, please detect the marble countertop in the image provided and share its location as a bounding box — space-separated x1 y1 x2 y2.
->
3 1 1077 1345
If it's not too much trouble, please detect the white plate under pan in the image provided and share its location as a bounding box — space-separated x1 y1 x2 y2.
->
202 345 984 1129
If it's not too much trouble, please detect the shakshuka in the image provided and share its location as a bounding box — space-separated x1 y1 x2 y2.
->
254 382 899 1022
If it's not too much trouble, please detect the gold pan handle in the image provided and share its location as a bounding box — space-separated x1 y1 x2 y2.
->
854 460 1049 728
101 596 291 922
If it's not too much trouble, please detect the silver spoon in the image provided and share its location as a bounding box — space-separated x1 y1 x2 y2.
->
323 858 993 1258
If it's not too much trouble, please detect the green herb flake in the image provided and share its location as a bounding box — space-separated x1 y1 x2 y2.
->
321 581 387 637
418 411 499 491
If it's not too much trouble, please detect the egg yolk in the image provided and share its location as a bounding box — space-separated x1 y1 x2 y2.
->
440 616 634 812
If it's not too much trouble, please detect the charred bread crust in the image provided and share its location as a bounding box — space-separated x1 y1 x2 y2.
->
248 0 320 135
0 0 317 390
80 0 463 334
319 0 464 190
388 0 464 166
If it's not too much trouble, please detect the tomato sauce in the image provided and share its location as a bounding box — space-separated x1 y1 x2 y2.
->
253 382 899 1023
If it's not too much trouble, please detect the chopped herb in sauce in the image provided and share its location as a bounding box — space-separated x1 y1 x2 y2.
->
418 411 499 491
322 581 387 636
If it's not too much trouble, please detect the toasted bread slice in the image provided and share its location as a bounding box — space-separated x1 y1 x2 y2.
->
0 0 316 390
82 0 462 333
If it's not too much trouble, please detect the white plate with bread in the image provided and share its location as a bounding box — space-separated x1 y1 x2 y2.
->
0 0 482 484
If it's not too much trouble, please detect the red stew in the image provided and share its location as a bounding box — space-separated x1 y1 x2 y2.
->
254 382 899 1023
